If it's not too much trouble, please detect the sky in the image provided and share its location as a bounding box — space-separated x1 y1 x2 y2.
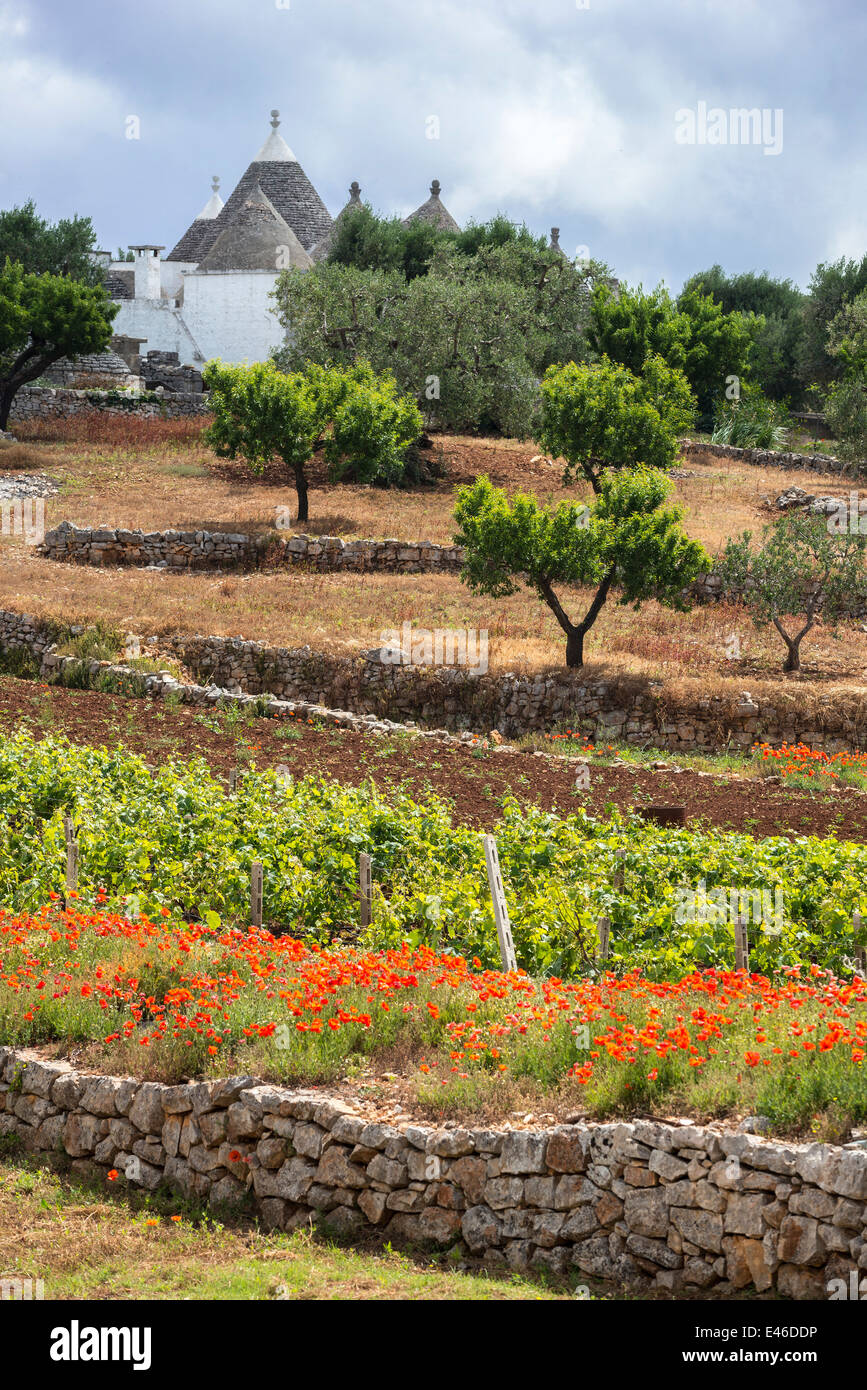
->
2 0 865 292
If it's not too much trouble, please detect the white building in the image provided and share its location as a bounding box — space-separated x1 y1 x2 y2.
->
110 112 329 367
108 111 462 369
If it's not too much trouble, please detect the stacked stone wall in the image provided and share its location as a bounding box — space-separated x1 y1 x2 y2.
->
1 1047 863 1298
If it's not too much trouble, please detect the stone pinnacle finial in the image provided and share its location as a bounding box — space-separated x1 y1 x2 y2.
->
551 227 561 245
349 181 361 199
270 109 280 130
212 176 220 194
430 179 441 197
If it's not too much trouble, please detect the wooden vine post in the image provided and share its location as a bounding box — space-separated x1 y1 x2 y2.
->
597 916 611 962
250 861 263 928
358 852 373 929
613 850 625 893
482 834 517 973
854 911 866 974
734 913 750 972
63 817 78 896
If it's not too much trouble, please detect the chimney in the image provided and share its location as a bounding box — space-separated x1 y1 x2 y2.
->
129 245 165 300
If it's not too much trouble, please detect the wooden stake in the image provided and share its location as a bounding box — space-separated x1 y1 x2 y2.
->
250 861 263 928
597 916 611 961
359 852 372 929
63 817 78 894
229 768 239 794
482 835 517 973
854 911 866 974
613 850 625 893
735 913 750 971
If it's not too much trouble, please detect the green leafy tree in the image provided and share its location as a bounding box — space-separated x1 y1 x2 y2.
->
716 512 867 672
327 204 449 281
676 286 755 419
799 255 867 393
0 259 117 429
680 265 805 403
202 358 421 523
823 289 867 467
328 207 550 280
274 247 610 436
589 282 689 376
454 469 708 667
453 214 547 257
536 356 695 494
273 264 406 371
0 201 101 283
591 281 753 420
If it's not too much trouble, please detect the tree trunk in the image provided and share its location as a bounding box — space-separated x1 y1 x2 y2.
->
294 465 309 524
773 614 812 674
0 386 14 432
782 637 801 672
565 629 584 667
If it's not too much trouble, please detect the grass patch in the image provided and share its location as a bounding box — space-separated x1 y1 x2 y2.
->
0 645 41 681
54 621 124 664
0 1155 570 1300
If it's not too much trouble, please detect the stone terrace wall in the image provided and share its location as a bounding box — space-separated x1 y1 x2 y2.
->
159 632 867 752
681 440 848 475
2 607 866 753
9 387 211 422
39 523 464 575
37 522 867 616
1 1047 864 1298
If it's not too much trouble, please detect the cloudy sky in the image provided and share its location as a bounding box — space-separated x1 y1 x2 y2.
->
2 0 864 291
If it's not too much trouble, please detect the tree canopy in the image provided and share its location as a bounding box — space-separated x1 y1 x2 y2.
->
589 281 754 422
0 201 101 284
273 241 613 437
202 358 421 523
0 259 117 429
536 356 695 493
454 469 708 667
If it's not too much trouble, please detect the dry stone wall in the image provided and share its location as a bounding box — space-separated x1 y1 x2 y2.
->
9 387 211 422
1 1046 864 1298
39 523 464 574
2 607 866 753
156 632 867 752
680 440 848 474
38 523 866 615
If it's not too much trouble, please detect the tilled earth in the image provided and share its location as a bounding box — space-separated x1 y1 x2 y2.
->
0 675 863 841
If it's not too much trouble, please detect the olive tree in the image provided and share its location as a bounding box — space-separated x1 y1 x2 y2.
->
0 259 117 429
717 512 867 672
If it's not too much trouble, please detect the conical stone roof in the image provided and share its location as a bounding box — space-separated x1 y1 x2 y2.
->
402 179 460 233
310 180 364 263
196 184 312 272
166 177 225 263
187 111 332 261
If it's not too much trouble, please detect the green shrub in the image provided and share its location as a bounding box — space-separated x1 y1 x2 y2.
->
711 385 789 448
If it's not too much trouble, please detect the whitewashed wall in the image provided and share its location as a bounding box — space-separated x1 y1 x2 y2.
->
181 270 286 364
111 299 206 367
160 261 197 299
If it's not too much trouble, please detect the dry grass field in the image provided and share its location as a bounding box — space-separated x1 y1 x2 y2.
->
3 415 867 695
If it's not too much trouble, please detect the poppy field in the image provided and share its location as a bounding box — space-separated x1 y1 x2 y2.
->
1 904 865 1133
